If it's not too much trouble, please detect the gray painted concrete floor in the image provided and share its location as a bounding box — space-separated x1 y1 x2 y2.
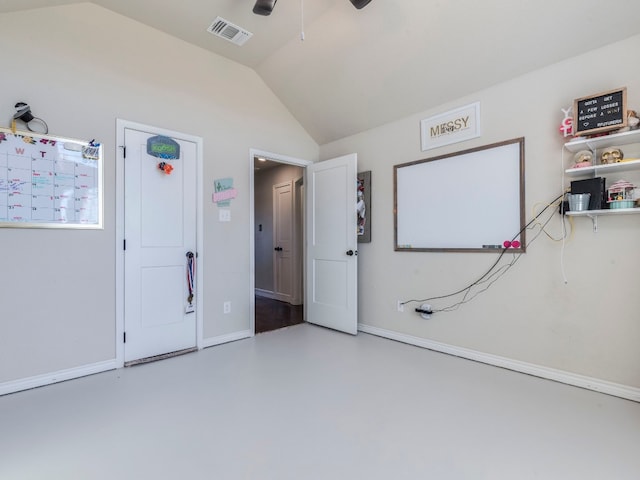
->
1 324 639 480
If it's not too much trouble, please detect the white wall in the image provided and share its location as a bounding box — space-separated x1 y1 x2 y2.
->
320 35 640 392
0 4 318 384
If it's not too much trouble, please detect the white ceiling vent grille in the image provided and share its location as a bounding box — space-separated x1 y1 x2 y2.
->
207 17 253 46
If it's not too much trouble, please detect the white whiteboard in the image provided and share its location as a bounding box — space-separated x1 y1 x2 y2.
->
394 138 525 252
0 128 102 229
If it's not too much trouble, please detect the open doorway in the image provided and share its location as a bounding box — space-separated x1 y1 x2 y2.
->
252 153 306 334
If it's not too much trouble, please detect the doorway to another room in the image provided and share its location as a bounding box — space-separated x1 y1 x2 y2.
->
253 155 305 334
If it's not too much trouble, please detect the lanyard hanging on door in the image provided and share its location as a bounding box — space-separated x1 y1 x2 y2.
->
186 251 196 307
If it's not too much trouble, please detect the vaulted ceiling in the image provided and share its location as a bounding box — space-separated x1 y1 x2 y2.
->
3 1 640 144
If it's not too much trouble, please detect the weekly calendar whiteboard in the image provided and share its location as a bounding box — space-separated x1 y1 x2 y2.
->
0 128 102 228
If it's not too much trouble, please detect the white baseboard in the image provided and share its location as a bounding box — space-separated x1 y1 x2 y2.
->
358 324 640 403
255 288 277 300
202 329 253 348
0 359 117 396
255 289 291 303
1 330 254 396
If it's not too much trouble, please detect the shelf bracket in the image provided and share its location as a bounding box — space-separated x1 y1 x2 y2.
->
586 213 598 232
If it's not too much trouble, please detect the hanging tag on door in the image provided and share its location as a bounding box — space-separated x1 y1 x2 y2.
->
185 251 196 314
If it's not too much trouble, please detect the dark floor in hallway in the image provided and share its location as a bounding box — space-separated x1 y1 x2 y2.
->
255 296 303 333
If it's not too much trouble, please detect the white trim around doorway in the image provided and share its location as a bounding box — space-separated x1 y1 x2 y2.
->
249 149 312 335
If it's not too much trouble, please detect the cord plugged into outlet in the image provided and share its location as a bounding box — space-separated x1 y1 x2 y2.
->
415 304 432 319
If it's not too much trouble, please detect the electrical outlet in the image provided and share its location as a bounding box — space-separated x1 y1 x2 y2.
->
418 304 432 320
219 209 231 222
397 300 404 312
223 301 231 314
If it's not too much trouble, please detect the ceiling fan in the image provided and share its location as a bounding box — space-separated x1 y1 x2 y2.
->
253 0 372 16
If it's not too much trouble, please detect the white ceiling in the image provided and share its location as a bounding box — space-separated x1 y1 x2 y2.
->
3 0 640 144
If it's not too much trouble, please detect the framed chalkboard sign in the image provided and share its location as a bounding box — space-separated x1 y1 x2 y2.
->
573 87 627 136
0 128 103 229
394 138 525 252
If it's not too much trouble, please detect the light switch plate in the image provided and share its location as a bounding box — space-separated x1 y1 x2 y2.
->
219 209 231 222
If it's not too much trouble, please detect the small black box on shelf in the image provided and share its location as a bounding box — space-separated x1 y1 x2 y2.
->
570 177 607 210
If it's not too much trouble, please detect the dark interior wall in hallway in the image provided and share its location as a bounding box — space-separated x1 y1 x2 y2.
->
254 163 304 292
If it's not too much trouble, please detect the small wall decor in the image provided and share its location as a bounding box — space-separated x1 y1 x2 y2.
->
213 177 237 207
420 102 481 151
158 161 174 174
357 171 371 243
559 106 574 137
573 87 627 136
147 135 180 160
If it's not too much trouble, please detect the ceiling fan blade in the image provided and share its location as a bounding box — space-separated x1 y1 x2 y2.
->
253 0 278 16
349 0 372 9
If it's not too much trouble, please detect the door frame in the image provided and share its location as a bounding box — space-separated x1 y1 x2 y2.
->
249 148 312 335
115 119 204 368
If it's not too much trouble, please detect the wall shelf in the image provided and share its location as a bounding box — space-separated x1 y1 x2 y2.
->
563 129 640 153
565 207 640 231
565 158 640 176
566 207 640 217
563 129 640 231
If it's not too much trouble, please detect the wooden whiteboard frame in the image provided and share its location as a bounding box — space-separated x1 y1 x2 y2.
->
394 138 525 252
0 127 103 229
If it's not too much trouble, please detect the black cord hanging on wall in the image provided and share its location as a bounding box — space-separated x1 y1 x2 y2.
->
13 102 48 134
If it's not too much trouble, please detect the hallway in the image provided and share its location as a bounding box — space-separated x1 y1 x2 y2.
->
255 296 303 333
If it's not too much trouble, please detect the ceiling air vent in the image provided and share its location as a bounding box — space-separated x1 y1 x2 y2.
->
207 17 253 46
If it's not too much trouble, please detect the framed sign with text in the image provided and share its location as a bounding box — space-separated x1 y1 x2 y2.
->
420 102 481 151
573 87 627 136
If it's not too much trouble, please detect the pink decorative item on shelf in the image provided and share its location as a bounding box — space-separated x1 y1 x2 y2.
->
607 179 636 209
572 150 592 168
559 107 574 138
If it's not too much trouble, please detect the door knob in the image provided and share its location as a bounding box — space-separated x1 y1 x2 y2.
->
274 246 283 251
346 249 357 256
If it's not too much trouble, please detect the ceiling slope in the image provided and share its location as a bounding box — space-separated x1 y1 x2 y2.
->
3 0 640 144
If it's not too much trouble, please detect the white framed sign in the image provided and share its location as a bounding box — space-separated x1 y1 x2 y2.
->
420 102 481 151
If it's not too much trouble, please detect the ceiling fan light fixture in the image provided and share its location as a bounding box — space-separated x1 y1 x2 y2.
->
253 0 278 16
349 0 372 9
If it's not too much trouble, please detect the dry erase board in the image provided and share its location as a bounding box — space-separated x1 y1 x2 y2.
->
0 128 102 229
394 138 525 252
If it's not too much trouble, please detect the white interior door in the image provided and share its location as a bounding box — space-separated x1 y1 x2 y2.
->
124 128 197 362
273 180 293 303
306 153 358 335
